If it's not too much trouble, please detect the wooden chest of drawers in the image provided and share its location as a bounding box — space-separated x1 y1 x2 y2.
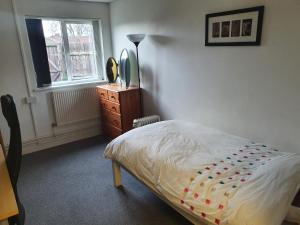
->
97 84 141 139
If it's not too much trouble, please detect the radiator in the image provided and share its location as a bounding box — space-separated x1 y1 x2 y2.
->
133 115 160 128
52 88 100 126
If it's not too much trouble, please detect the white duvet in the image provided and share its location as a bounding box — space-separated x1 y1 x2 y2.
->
104 120 300 225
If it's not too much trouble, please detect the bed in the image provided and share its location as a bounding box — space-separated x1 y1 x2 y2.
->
104 120 300 225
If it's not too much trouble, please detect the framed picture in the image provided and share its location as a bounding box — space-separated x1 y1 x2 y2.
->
205 6 264 46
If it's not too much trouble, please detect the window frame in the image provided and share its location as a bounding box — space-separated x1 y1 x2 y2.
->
25 16 106 88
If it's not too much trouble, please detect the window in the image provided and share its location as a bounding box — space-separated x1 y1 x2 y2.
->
26 18 103 88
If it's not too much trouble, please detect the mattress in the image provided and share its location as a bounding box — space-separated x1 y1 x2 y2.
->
104 120 300 225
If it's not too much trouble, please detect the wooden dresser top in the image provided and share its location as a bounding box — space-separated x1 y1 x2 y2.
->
97 84 139 93
0 145 18 221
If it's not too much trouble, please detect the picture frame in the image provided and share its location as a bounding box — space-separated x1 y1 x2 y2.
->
205 6 264 46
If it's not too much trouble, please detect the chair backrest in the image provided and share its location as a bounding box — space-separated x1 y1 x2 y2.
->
1 95 25 225
0 130 5 155
0 95 22 189
293 190 300 207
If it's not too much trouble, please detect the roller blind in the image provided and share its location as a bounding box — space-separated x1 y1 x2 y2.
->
25 18 51 88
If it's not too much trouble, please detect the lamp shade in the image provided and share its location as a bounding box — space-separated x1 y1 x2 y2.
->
127 34 145 45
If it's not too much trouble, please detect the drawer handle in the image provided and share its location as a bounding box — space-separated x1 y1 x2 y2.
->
111 96 115 99
111 106 117 111
101 93 105 96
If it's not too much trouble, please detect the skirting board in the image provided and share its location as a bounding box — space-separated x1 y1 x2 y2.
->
22 126 102 155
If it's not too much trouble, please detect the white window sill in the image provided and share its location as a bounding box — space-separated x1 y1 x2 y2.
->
33 80 108 93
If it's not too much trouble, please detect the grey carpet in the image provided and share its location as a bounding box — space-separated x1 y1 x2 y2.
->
19 136 296 225
19 136 191 225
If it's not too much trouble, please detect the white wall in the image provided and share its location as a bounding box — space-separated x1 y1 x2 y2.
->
110 0 300 152
0 0 36 143
0 0 112 153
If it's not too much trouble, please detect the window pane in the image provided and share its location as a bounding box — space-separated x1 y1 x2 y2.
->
66 23 98 80
42 20 68 82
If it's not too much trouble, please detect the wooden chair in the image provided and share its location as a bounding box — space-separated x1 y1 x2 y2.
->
1 95 25 225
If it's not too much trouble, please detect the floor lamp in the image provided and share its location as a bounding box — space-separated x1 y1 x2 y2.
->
127 34 146 116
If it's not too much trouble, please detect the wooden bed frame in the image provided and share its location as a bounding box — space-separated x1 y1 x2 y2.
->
111 160 300 225
112 160 208 225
